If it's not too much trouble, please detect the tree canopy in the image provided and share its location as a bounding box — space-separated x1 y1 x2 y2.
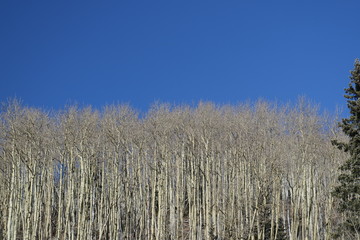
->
332 59 360 239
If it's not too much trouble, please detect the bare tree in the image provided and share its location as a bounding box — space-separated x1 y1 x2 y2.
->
0 99 346 240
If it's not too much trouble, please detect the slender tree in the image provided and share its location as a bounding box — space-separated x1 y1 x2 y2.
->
0 98 347 239
332 59 360 239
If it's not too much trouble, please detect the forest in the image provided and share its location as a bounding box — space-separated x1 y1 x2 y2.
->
0 98 350 239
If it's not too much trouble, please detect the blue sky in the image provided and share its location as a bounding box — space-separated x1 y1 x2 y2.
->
1 1 359 113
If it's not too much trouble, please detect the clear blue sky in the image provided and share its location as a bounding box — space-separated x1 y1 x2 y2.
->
1 1 359 113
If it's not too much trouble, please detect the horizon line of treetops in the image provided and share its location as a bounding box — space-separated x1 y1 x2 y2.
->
0 97 351 239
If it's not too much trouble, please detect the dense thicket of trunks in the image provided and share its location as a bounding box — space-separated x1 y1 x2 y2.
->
0 99 347 239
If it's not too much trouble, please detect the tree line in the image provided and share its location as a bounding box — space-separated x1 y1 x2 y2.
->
0 97 349 240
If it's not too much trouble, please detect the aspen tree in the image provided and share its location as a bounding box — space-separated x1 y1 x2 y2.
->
0 98 348 239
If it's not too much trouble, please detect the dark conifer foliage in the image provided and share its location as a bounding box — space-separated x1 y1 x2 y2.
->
332 59 360 239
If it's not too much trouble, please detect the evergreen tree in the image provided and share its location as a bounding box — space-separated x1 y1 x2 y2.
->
332 59 360 239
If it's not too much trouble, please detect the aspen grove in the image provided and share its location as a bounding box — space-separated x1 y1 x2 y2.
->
0 99 348 240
